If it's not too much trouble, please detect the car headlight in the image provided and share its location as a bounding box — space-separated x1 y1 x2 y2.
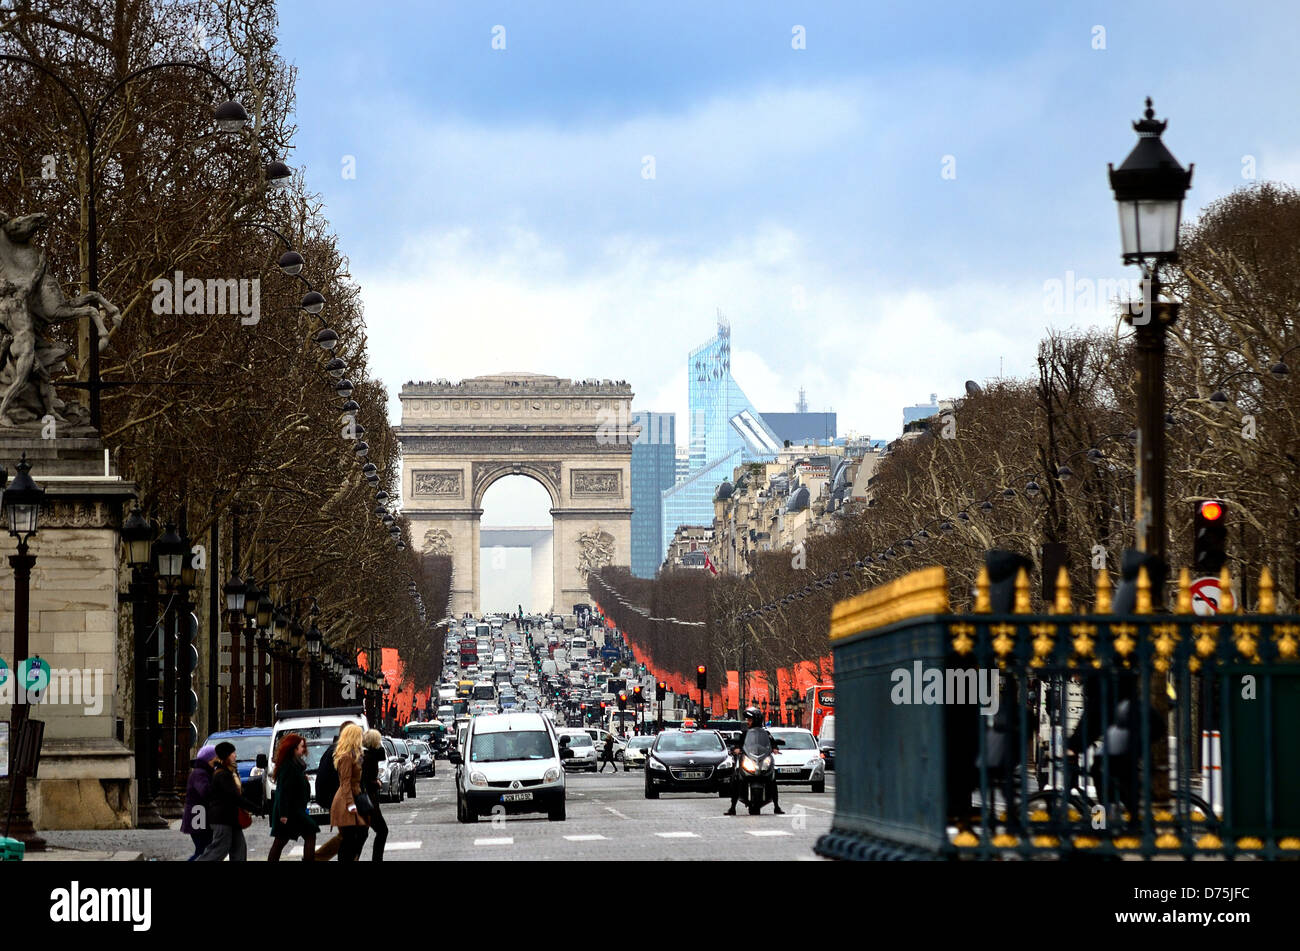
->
544 767 560 782
468 771 488 786
742 755 759 774
649 757 666 771
719 756 734 769
805 758 823 769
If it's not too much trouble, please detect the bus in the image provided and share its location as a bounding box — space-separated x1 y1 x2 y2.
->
803 685 835 736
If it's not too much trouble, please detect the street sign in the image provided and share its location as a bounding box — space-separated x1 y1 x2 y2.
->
1190 576 1227 615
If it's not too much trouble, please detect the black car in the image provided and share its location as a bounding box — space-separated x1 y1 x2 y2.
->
819 737 835 771
645 729 734 798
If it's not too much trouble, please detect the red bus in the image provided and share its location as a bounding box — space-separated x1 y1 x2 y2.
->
803 685 835 737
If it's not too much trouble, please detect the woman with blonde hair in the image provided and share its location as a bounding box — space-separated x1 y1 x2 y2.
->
361 729 390 861
330 722 369 860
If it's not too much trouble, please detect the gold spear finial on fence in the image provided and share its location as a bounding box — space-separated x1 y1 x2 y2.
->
1014 567 1032 614
1259 565 1276 614
1136 565 1153 614
975 565 991 613
1176 567 1193 614
1053 565 1072 615
1095 567 1112 613
1218 565 1235 614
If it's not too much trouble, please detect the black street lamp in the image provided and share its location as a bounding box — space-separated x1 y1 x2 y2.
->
242 578 261 725
152 522 186 818
222 571 246 728
2 455 46 849
1109 98 1193 578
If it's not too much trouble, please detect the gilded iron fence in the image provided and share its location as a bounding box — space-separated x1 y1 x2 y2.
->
815 563 1300 860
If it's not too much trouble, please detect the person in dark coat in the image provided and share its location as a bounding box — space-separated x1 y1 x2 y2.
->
361 729 389 861
599 731 618 773
181 744 218 860
267 733 320 861
196 741 262 862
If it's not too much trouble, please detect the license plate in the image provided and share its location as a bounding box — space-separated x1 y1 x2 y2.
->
779 767 801 774
678 770 707 779
501 792 533 802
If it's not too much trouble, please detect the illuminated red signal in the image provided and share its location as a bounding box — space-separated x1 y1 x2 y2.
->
1200 500 1223 521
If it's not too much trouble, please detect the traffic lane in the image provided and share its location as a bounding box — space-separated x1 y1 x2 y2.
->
378 767 831 860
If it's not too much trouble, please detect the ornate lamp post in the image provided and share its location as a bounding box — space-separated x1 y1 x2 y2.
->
120 505 167 830
306 617 323 707
241 578 261 724
1109 98 1193 574
255 589 273 720
222 571 247 728
151 522 185 818
175 535 200 794
3 455 46 848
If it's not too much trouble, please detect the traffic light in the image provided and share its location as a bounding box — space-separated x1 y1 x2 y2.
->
696 665 707 690
633 684 643 705
1194 500 1228 574
617 692 627 712
656 680 666 701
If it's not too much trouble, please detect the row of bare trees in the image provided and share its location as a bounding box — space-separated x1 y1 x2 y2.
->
1 0 445 725
595 182 1300 691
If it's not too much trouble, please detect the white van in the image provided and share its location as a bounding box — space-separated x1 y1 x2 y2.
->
267 706 368 817
450 711 569 821
540 659 558 678
569 636 589 661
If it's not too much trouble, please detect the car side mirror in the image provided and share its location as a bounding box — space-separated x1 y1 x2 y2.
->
255 753 268 770
448 751 461 764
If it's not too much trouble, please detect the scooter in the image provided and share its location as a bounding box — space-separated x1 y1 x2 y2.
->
735 732 780 815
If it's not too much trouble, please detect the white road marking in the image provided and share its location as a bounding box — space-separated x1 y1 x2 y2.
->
655 831 699 839
387 841 422 851
563 834 607 842
474 837 513 846
794 802 835 814
746 830 792 837
604 807 629 820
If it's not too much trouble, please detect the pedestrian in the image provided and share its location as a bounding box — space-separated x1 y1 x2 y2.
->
196 741 261 861
599 731 618 773
313 732 343 861
330 723 369 861
361 729 389 861
181 744 217 861
267 733 319 861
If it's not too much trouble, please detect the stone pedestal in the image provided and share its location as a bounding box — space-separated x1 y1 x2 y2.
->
0 435 137 829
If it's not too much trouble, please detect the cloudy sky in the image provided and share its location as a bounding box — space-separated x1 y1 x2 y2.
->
276 0 1299 591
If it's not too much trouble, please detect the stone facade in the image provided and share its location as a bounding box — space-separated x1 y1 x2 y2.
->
0 435 136 829
396 374 634 614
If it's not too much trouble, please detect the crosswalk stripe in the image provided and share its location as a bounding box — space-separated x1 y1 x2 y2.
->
746 830 792 837
474 837 513 846
563 834 607 842
387 841 423 850
655 831 698 839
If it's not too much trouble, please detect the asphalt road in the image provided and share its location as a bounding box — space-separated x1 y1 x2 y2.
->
41 766 834 861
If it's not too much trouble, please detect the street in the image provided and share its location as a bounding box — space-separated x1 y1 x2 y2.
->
38 768 833 861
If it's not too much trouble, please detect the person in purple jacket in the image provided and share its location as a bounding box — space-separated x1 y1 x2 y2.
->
182 744 218 860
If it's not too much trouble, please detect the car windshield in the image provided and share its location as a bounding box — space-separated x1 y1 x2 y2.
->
470 730 554 762
565 733 593 747
656 732 724 753
743 730 774 756
628 737 654 749
773 732 817 750
208 734 268 763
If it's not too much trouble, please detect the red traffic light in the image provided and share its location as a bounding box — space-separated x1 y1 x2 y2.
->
696 665 706 675
1200 500 1224 521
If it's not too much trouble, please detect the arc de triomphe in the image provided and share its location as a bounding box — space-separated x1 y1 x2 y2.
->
396 374 635 616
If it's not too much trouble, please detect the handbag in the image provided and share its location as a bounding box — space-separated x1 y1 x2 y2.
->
237 807 253 829
353 791 375 818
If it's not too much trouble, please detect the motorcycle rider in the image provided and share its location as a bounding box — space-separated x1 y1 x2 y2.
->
725 706 783 816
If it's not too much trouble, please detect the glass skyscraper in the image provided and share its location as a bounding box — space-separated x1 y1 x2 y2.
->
660 317 781 564
630 411 676 578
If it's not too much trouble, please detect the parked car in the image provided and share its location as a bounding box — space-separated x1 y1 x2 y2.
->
767 727 827 792
450 712 569 822
644 729 734 798
389 736 419 797
408 739 436 777
556 729 598 771
376 737 405 802
818 715 835 771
